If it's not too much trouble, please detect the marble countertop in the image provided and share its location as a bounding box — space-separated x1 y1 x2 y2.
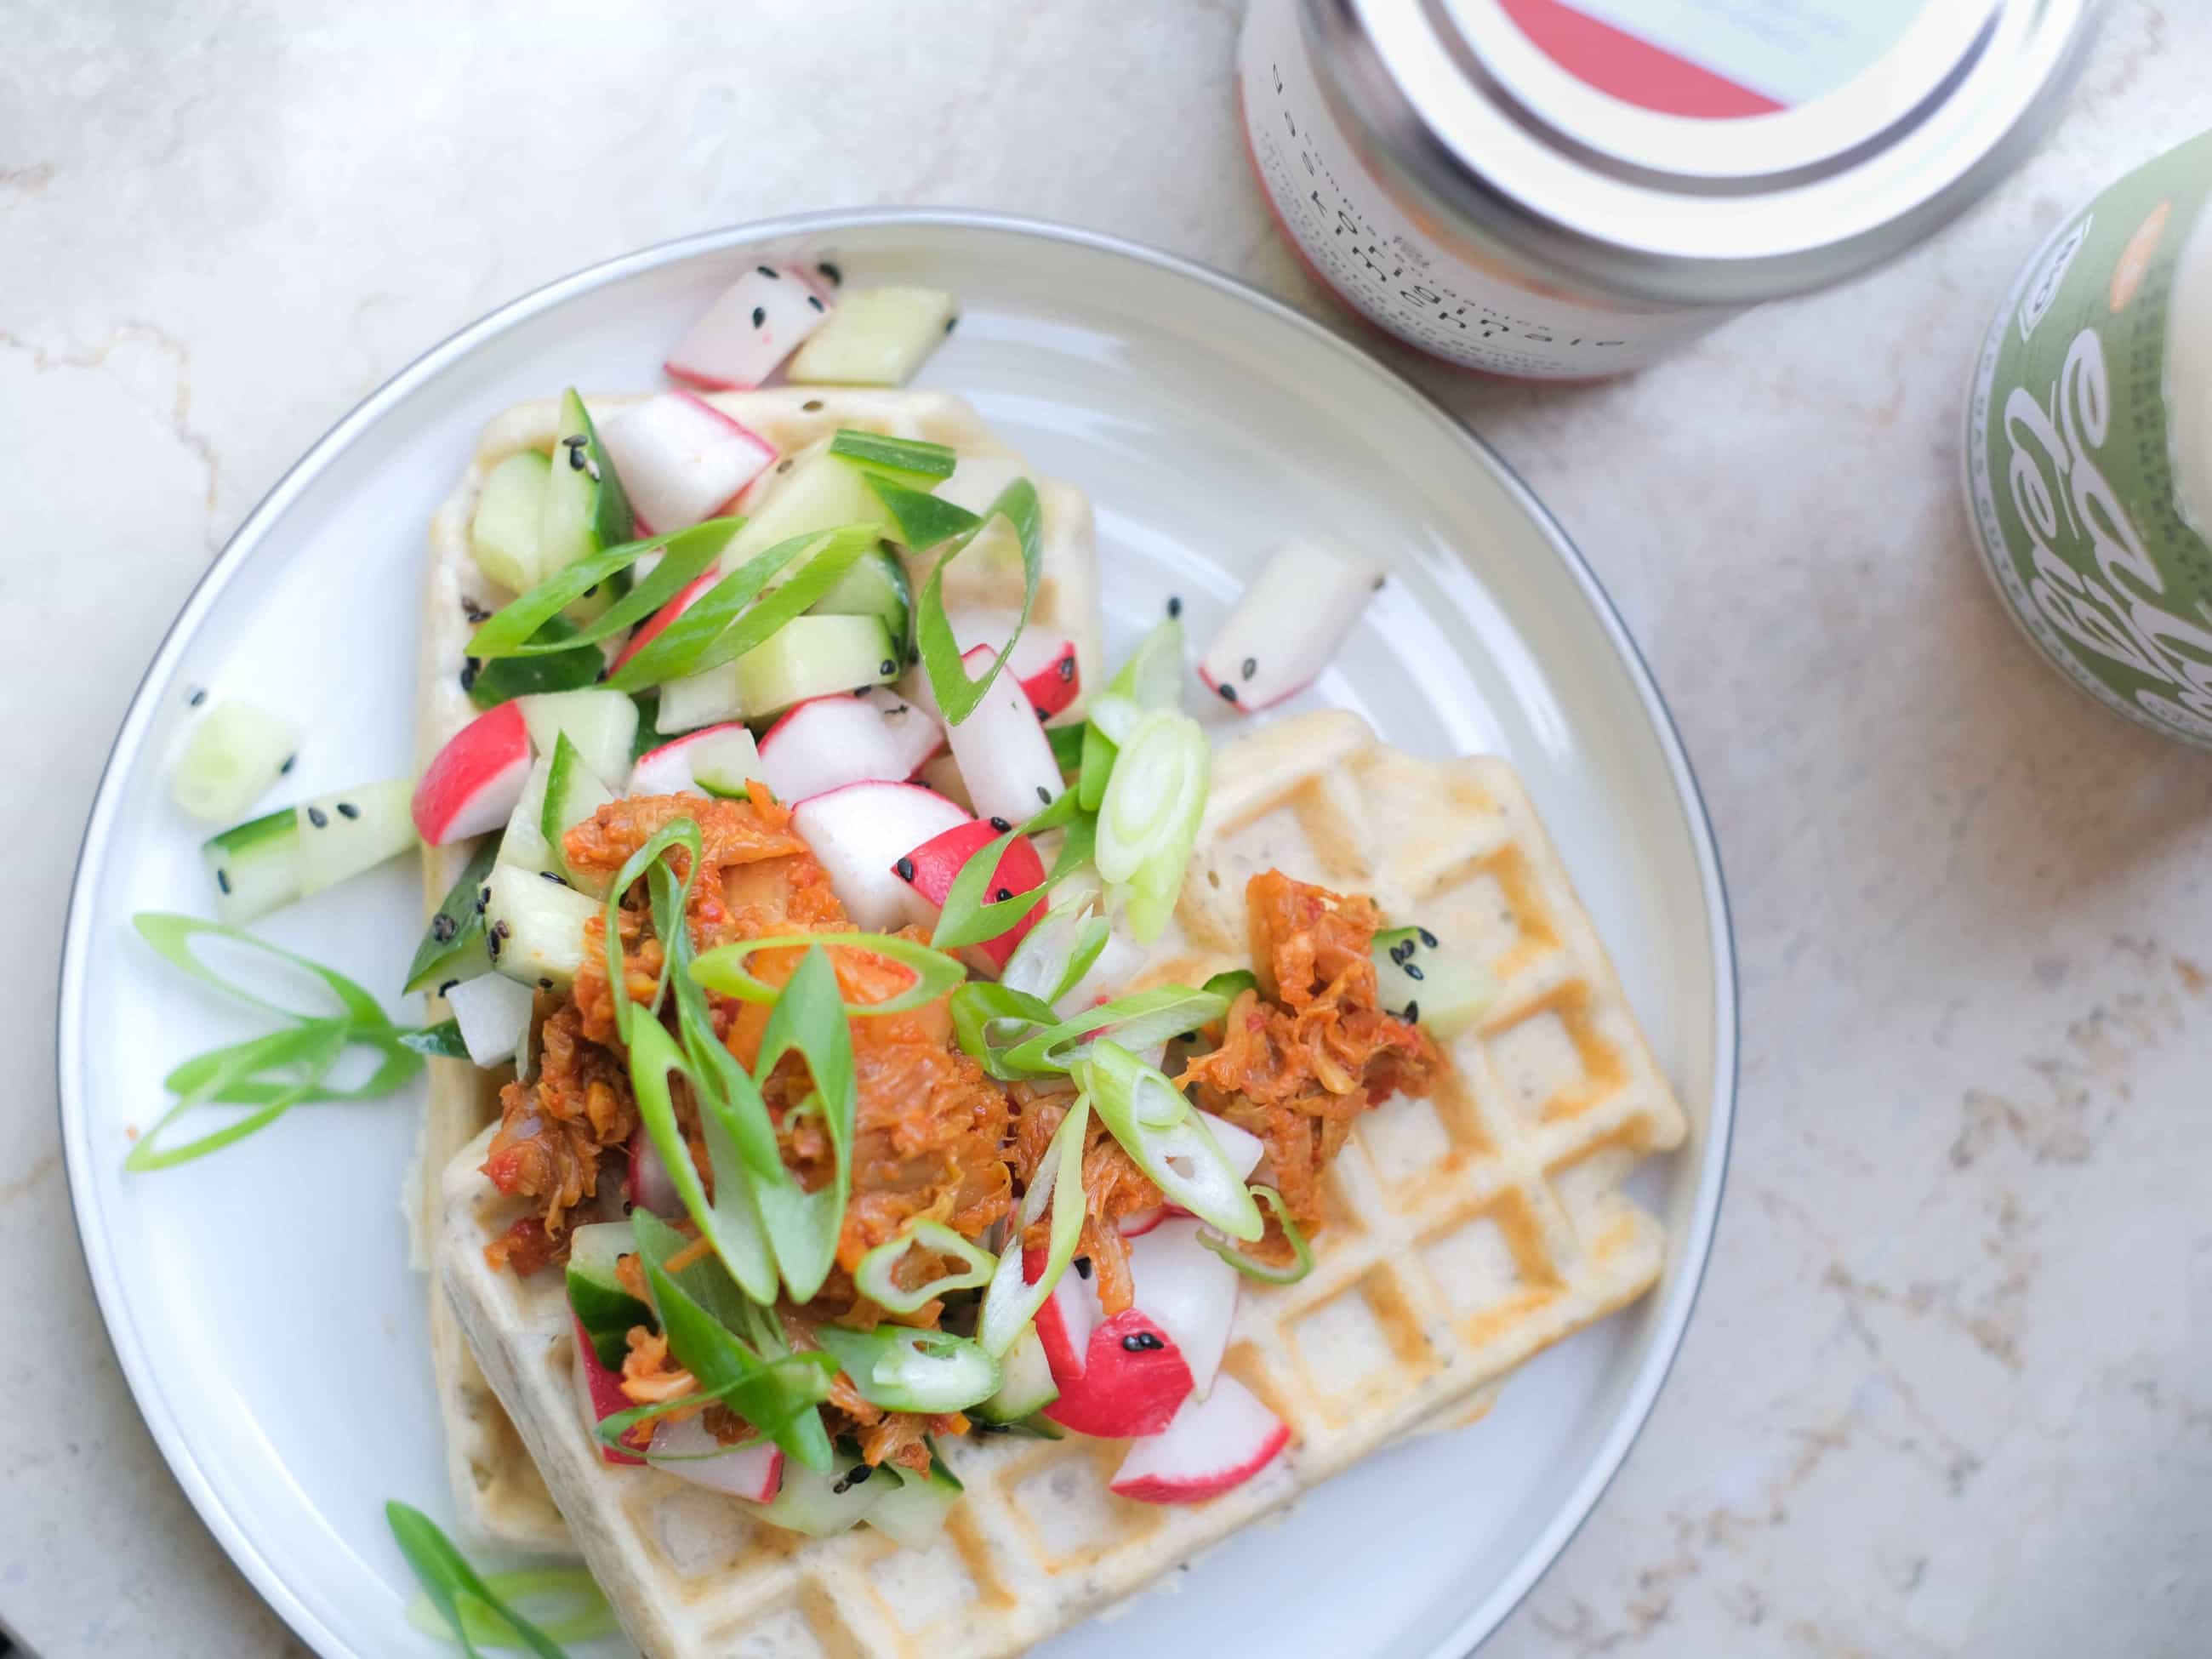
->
8 3 2209 1655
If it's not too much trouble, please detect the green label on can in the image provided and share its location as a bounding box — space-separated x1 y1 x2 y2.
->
1965 128 2212 748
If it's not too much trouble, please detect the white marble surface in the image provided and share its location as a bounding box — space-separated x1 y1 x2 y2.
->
8 2 2211 1655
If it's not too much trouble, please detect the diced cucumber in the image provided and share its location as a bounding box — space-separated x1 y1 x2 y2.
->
724 445 895 570
470 449 550 595
494 756 556 875
751 1451 892 1538
465 613 602 710
567 1221 654 1371
969 1321 1058 1423
444 972 533 1069
295 779 417 898
655 662 746 734
866 1455 963 1549
538 389 636 618
482 862 601 990
170 699 297 823
404 838 501 995
735 615 897 717
520 690 639 788
789 288 958 386
809 545 911 662
1373 925 1497 1041
539 734 616 896
202 807 301 926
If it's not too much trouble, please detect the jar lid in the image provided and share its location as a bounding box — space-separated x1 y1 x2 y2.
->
1308 0 2099 306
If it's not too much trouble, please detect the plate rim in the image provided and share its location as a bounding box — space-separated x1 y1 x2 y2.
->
54 207 1738 1659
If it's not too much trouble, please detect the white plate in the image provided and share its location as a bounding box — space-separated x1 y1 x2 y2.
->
59 212 1735 1659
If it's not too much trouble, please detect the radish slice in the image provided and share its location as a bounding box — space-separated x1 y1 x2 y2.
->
1199 1111 1265 1182
755 688 943 804
628 724 762 798
1028 1246 1192 1440
789 781 971 931
412 701 533 844
665 265 831 391
625 1129 684 1219
445 975 534 1069
572 1316 648 1466
598 393 774 533
1119 1205 1166 1238
646 1415 784 1501
944 643 1063 827
950 611 1081 721
892 818 1047 969
1199 540 1387 714
1127 1219 1240 1398
612 567 718 674
1109 1375 1289 1503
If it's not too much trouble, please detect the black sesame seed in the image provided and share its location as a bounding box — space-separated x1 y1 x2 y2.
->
817 260 842 286
989 817 1011 832
215 868 231 895
188 687 207 707
895 857 916 881
459 659 479 693
584 583 599 598
778 457 794 474
567 444 588 471
852 685 872 697
944 315 959 334
1166 596 1183 618
1217 682 1238 704
879 658 896 676
995 887 1012 903
437 978 459 997
756 264 778 279
623 1200 635 1215
807 294 825 312
1120 1331 1163 1352
487 932 503 961
1058 656 1075 681
1371 576 1385 591
564 433 587 451
493 921 511 939
280 754 296 774
750 305 767 328
1403 1000 1419 1023
1241 656 1257 681
306 805 329 829
802 398 824 413
476 886 491 912
1035 785 1051 804
1074 1256 1092 1280
464 599 493 623
540 869 569 886
1417 927 1438 948
1033 705 1049 720
431 914 459 943
1403 961 1425 981
336 801 360 820
539 977 554 990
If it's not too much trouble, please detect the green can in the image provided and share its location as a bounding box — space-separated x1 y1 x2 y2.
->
1966 129 2212 748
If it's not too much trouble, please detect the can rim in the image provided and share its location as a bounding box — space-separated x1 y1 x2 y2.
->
1306 0 2101 306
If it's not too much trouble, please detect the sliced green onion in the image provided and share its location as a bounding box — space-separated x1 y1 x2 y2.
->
404 838 501 993
127 1023 349 1172
604 524 878 692
998 896 1109 1007
598 819 703 1045
690 932 965 1016
627 1018 778 1304
1200 968 1257 1004
1199 1186 1314 1285
854 1219 998 1314
1114 614 1188 710
1077 1040 1263 1242
403 1568 618 1650
136 911 392 1026
1046 721 1086 775
948 982 1061 1080
398 1019 470 1059
468 518 737 659
1077 718 1116 812
829 429 956 482
465 616 603 709
978 1090 1091 1355
1094 710 1207 944
864 474 982 552
1086 691 1142 745
812 1323 1002 1413
589 1351 837 1457
667 927 784 1303
741 945 858 1306
915 478 1042 726
929 827 1044 951
995 983 1230 1077
385 1501 570 1659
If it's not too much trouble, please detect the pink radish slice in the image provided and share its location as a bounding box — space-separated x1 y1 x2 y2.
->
646 1415 784 1501
755 688 943 804
600 393 775 534
789 781 971 931
626 1129 684 1219
892 819 1047 969
1119 1205 1166 1238
1109 1375 1289 1503
413 700 532 843
612 567 719 673
1197 540 1387 715
945 643 1064 827
571 1315 648 1466
627 723 760 797
1200 1111 1265 1181
949 612 1081 721
1028 1246 1193 1440
665 265 832 391
1126 1219 1240 1398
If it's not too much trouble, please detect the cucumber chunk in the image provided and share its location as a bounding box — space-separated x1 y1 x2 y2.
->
465 613 602 710
735 614 897 718
444 972 533 1069
539 388 635 618
538 733 616 896
655 664 746 735
788 288 957 386
470 449 550 595
494 755 556 876
866 1455 963 1548
752 1451 892 1538
567 1221 655 1371
969 1321 1058 1423
170 699 297 823
1372 925 1497 1041
482 862 601 990
520 690 639 787
202 807 301 926
809 545 912 662
404 838 501 995
294 779 417 898
725 445 895 569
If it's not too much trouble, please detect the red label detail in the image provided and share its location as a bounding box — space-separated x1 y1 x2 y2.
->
1499 0 1786 119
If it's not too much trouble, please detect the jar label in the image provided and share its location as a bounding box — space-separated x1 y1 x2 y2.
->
1965 128 2212 748
1239 0 1730 378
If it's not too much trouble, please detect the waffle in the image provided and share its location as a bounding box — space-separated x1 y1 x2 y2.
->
410 389 1102 1548
434 707 1687 1656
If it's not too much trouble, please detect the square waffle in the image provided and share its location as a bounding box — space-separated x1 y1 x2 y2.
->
409 389 1102 1548
434 706 1687 1654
